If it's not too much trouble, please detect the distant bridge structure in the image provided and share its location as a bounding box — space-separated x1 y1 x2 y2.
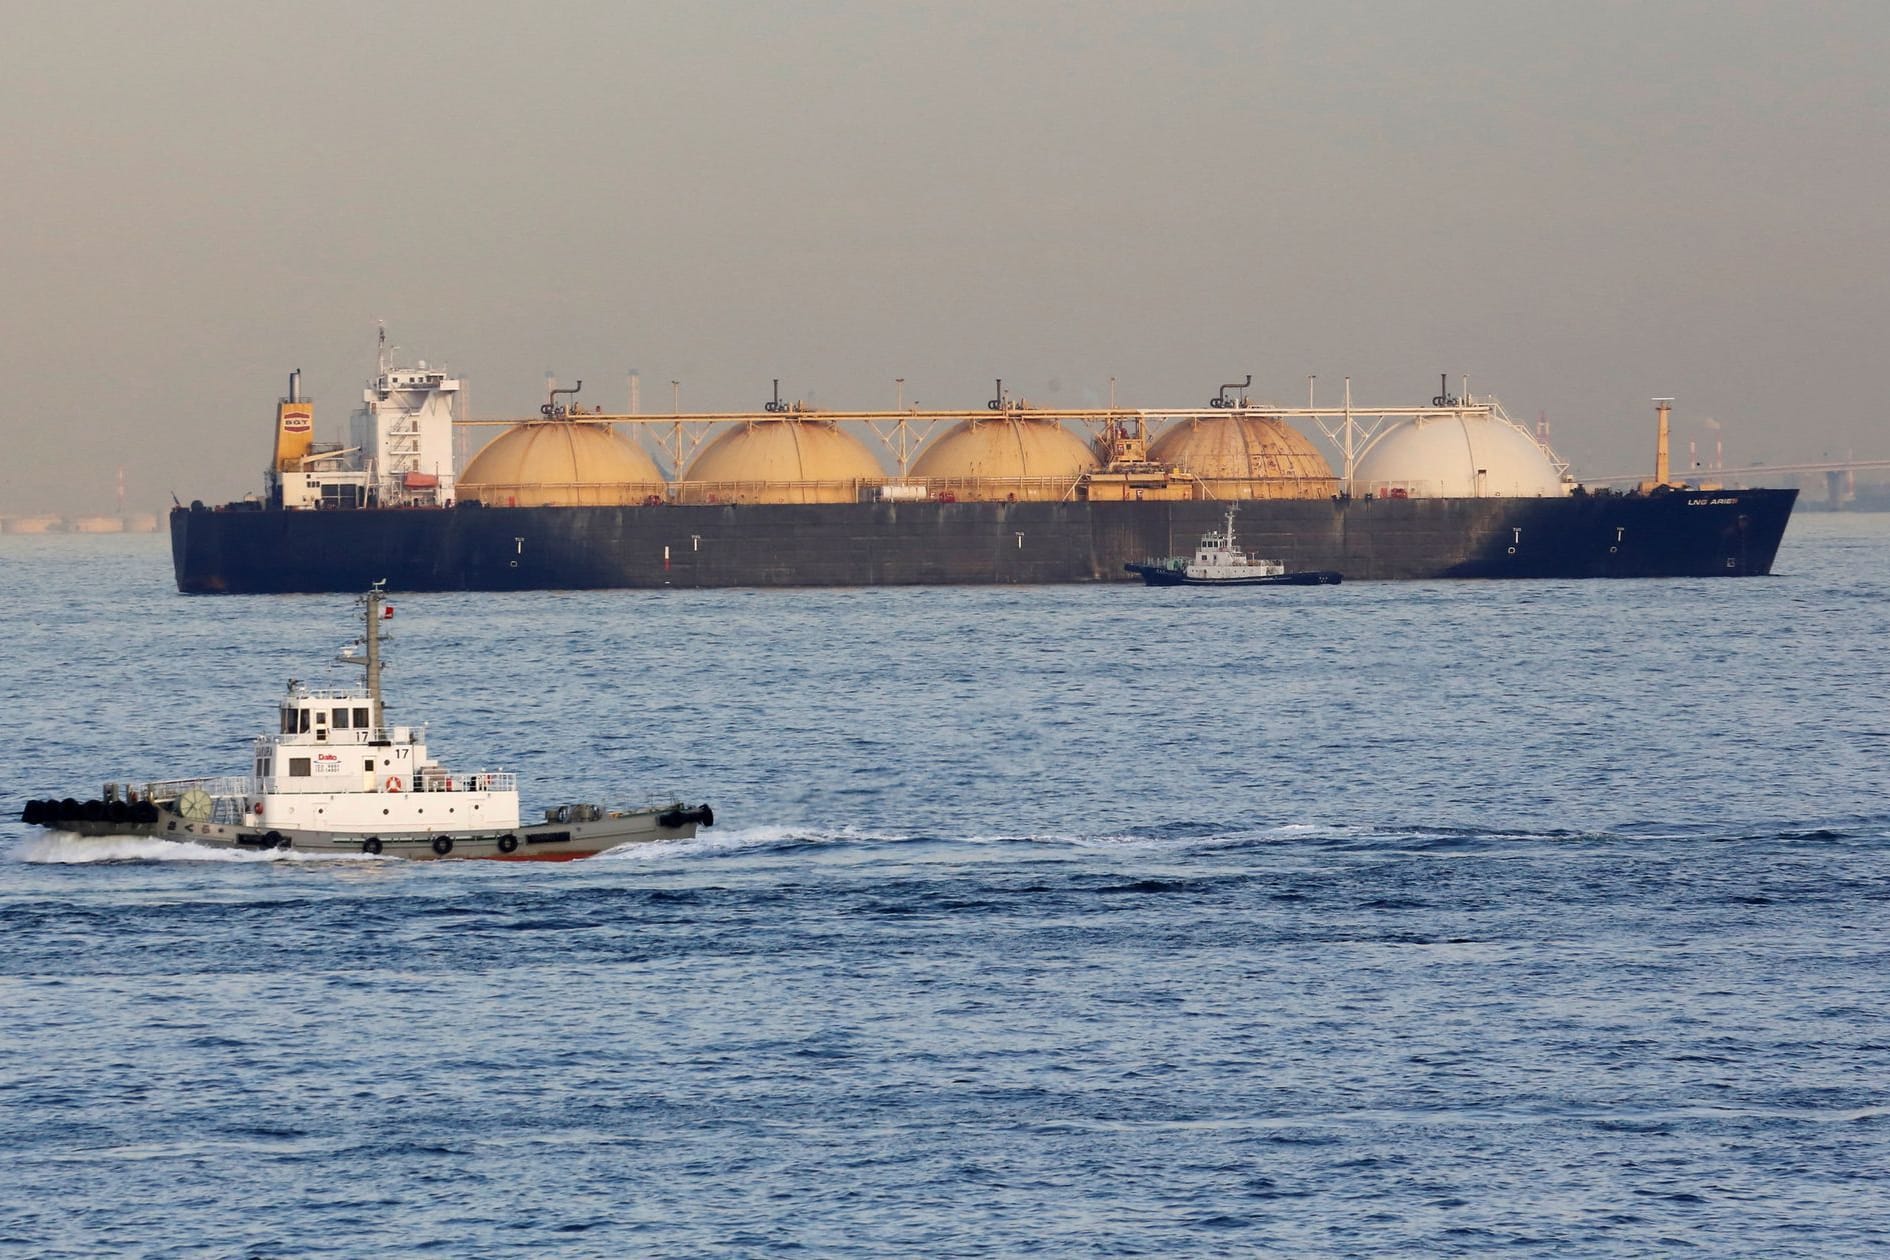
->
1581 458 1890 507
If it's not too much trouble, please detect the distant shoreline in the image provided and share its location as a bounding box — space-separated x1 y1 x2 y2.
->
0 513 163 535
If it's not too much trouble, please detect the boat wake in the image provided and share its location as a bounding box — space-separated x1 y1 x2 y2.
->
14 831 385 865
20 817 1881 868
592 823 897 862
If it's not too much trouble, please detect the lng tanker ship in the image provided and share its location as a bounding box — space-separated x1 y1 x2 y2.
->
169 343 1796 592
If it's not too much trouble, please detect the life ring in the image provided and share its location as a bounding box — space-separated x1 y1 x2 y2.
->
496 835 518 854
431 836 454 856
254 802 264 817
385 775 404 793
362 837 383 855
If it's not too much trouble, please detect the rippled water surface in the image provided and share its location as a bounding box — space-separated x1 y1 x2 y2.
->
3 518 1888 1257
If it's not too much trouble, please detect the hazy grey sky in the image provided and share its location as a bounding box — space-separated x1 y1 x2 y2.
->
3 0 1885 512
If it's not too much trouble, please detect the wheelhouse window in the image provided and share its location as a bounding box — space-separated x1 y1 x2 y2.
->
281 708 295 735
353 707 370 729
289 757 311 777
333 707 350 729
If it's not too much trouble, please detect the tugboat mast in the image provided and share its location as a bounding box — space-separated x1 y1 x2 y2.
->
342 581 388 718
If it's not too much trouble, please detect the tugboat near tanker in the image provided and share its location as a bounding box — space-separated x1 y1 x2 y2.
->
1126 506 1343 586
18 585 714 860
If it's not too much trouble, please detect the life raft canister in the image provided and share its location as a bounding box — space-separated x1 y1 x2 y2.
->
385 775 404 793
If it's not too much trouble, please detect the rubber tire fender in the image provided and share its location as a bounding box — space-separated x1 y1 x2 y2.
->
431 836 454 857
496 835 519 854
362 837 383 856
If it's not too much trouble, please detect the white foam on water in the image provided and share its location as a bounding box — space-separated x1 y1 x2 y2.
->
590 823 848 863
15 831 396 865
956 822 1352 851
18 831 276 864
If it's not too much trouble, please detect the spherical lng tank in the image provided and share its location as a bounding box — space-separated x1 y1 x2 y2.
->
910 417 1099 501
1147 415 1338 499
1354 414 1569 498
459 421 668 506
679 418 886 504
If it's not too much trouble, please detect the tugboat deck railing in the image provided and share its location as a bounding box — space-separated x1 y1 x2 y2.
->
137 771 519 800
412 771 518 793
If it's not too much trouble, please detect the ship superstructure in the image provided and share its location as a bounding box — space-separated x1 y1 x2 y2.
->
270 328 460 511
243 591 516 836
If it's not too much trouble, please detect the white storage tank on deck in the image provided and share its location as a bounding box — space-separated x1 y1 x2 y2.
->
1354 413 1569 498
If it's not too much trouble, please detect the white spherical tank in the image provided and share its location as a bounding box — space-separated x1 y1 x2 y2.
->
1353 414 1569 498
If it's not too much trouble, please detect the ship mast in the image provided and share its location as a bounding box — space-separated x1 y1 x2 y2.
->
341 582 389 719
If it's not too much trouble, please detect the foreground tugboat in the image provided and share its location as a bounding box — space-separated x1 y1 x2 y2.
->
1126 507 1343 586
18 585 714 860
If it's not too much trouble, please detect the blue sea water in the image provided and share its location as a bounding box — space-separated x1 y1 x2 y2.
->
2 517 1887 1257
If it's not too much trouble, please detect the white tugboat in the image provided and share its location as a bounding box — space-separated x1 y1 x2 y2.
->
1126 507 1343 586
19 585 714 859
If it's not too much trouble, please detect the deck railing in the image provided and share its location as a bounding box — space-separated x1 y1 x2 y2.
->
411 771 517 793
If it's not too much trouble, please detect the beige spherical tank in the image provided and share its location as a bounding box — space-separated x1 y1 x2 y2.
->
459 422 668 507
679 419 885 503
910 417 1099 500
1148 415 1338 499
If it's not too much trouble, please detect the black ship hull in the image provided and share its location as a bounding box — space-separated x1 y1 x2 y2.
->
171 489 1798 593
